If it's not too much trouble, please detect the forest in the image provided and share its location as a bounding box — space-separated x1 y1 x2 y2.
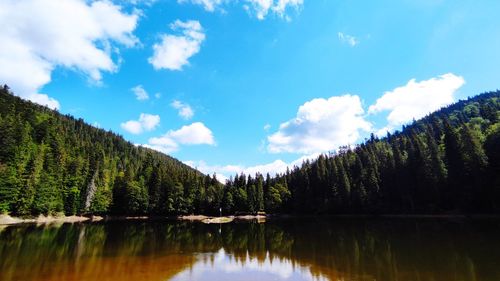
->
0 86 499 216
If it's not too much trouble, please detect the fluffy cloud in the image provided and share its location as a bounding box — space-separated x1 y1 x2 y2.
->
148 20 205 71
338 32 359 47
183 160 243 183
369 73 465 134
177 0 224 12
121 113 160 134
267 95 371 154
144 122 215 153
168 122 215 145
131 85 149 100
178 0 303 20
185 153 319 183
0 0 139 109
244 0 303 20
127 0 158 6
270 0 303 18
171 100 194 119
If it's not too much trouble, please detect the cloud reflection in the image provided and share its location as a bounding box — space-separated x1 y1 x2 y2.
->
170 248 328 281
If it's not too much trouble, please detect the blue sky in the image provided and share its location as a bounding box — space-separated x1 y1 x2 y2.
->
1 0 499 181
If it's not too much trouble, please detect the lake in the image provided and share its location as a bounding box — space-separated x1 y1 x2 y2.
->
1 218 499 281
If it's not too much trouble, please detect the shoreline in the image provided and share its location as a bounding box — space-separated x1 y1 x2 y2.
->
178 215 267 224
0 214 98 225
2 213 500 226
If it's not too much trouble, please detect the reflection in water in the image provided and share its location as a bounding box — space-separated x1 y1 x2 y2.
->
171 248 328 281
0 218 500 281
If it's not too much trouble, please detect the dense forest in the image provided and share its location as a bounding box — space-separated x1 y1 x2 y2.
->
225 90 500 214
0 86 220 216
0 86 499 216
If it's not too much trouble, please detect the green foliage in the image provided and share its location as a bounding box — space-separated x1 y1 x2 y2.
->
224 91 500 214
1 87 499 215
0 87 210 216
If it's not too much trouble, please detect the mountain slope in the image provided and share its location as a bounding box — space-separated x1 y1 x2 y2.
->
1 87 499 216
0 86 221 216
221 91 500 214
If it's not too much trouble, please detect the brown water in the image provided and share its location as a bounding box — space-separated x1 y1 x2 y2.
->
1 218 499 281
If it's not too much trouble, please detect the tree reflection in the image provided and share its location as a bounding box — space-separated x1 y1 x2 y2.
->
0 219 499 281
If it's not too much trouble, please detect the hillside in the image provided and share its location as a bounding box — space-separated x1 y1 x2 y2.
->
0 86 220 216
221 91 500 214
1 87 499 216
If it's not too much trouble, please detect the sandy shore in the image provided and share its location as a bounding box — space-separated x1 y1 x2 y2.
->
178 214 267 224
0 214 106 225
4 213 491 226
177 215 210 221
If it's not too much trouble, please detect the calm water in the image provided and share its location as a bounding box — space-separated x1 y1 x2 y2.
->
1 218 500 281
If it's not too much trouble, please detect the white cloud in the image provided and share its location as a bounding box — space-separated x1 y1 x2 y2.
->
144 122 215 154
27 93 61 110
244 0 303 20
369 73 465 133
131 85 149 100
271 0 303 18
183 160 242 183
155 92 161 99
338 32 359 47
148 20 205 71
178 0 303 20
177 0 224 12
0 0 139 109
263 124 271 131
171 100 194 119
168 122 215 145
267 95 371 154
121 113 160 134
127 0 158 6
185 153 319 183
244 0 273 20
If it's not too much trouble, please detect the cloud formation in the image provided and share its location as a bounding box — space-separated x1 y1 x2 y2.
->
185 153 319 183
178 0 303 20
338 32 359 47
144 122 215 153
177 0 224 12
369 73 465 134
184 73 466 179
0 0 139 109
121 113 160 134
171 100 194 119
267 95 371 154
131 85 149 100
148 20 205 71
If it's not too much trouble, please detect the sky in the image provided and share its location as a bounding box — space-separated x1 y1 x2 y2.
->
1 0 499 182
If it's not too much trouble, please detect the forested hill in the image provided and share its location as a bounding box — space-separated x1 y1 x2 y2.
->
1 87 500 217
222 91 500 215
0 86 220 216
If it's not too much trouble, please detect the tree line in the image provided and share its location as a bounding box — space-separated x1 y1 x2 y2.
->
0 86 499 216
223 91 500 214
0 86 222 216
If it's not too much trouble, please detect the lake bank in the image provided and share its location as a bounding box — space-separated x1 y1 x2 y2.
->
3 213 500 225
0 214 267 225
178 215 267 224
0 214 97 225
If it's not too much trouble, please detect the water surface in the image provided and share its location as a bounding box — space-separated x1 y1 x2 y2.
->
1 218 499 281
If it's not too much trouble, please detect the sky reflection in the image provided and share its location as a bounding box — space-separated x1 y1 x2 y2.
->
170 248 328 281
